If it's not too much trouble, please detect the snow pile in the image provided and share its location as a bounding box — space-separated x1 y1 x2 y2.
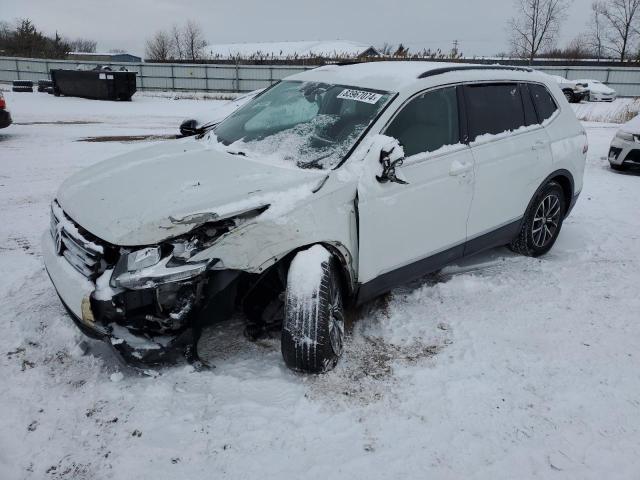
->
572 98 640 124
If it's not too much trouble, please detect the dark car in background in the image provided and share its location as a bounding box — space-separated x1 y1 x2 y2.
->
0 92 12 129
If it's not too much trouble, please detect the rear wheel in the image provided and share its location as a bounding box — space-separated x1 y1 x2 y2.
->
281 245 345 374
509 182 566 257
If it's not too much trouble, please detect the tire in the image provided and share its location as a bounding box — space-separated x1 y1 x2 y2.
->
610 163 628 172
12 86 33 93
12 80 33 88
509 181 566 257
563 90 573 102
281 245 345 374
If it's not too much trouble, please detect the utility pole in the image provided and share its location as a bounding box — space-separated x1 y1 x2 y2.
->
452 40 459 58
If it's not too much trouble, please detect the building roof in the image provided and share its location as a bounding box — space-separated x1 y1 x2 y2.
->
287 61 547 92
205 40 378 59
67 52 142 61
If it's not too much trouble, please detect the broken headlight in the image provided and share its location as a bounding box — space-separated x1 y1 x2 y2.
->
111 256 211 290
110 208 266 290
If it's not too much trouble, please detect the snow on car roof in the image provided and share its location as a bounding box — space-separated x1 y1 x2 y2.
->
287 61 545 92
573 79 616 94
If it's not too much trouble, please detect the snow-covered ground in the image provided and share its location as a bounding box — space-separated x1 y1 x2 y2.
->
1 92 639 480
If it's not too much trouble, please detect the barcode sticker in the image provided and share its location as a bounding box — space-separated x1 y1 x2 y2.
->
337 89 383 104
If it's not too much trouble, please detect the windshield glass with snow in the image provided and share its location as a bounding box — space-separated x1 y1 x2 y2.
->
211 81 393 169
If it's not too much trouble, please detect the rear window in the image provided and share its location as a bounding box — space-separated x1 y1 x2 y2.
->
529 84 558 122
464 84 526 141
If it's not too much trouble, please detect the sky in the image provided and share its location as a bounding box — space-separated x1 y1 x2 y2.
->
2 0 592 57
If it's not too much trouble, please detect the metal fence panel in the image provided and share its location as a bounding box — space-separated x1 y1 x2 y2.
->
2 56 640 95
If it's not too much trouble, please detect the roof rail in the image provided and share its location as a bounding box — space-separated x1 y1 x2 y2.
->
418 65 533 79
334 60 364 66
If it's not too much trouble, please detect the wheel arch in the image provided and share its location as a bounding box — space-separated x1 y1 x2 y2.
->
528 169 574 219
258 241 356 298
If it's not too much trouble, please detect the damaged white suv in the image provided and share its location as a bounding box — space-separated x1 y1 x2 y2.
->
44 62 587 373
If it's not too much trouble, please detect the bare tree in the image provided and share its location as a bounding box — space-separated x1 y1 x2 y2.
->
599 0 640 62
393 43 409 57
379 43 393 56
587 2 606 60
170 24 184 60
508 0 570 64
145 30 172 61
182 20 207 61
67 37 97 53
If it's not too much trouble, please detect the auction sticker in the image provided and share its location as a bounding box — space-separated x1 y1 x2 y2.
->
337 89 383 104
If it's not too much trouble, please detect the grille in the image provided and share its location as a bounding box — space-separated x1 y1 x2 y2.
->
50 201 109 280
624 149 640 163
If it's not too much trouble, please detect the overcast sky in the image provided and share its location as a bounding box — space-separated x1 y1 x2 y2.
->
3 0 591 57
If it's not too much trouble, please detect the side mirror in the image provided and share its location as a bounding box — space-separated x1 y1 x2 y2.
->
376 146 408 185
179 119 201 137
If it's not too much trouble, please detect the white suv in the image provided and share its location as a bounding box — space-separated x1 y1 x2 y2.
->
43 62 587 372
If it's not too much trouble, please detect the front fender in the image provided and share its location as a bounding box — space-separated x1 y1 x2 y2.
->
190 177 359 282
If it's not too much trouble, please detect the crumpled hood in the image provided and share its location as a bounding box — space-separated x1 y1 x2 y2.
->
57 138 325 246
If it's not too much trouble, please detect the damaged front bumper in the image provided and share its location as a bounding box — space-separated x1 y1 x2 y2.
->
42 231 236 366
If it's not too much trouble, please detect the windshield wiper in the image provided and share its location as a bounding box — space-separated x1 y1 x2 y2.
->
296 152 333 170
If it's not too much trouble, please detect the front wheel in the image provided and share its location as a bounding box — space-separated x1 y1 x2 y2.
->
509 182 566 257
281 245 345 373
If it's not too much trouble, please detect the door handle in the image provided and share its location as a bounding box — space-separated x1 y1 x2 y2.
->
449 160 473 176
532 140 547 151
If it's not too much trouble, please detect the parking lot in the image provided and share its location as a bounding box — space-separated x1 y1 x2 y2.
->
1 90 639 479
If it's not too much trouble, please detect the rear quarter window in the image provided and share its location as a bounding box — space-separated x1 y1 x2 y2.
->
529 84 558 122
464 83 526 141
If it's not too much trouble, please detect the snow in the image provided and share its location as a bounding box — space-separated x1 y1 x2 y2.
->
287 244 331 299
2 91 640 479
470 111 560 146
572 97 640 124
93 269 120 301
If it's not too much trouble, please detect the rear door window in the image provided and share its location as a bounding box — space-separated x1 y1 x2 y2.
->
464 84 526 141
529 84 558 122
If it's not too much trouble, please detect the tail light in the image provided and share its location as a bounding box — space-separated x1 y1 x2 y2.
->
0 96 5 109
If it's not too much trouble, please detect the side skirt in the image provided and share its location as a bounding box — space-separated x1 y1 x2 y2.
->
355 218 522 306
463 218 522 258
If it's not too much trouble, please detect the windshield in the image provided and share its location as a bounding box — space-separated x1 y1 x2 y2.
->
211 81 393 169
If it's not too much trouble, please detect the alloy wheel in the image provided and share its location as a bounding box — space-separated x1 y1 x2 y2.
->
532 194 562 248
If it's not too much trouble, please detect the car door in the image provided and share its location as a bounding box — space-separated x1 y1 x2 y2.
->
463 82 552 247
357 86 475 298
